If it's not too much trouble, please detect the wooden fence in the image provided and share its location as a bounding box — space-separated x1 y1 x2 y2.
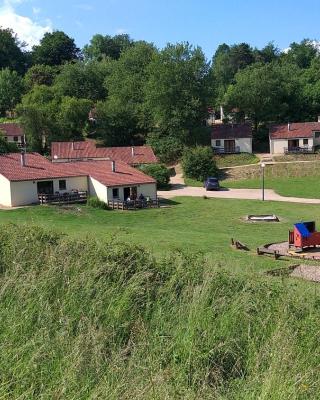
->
107 198 159 210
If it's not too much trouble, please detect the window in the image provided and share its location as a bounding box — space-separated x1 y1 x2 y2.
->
216 140 221 146
112 188 119 198
303 139 309 145
13 136 18 142
4 136 7 142
59 180 66 190
314 131 320 138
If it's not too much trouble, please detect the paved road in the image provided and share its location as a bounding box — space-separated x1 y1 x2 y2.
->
159 172 320 204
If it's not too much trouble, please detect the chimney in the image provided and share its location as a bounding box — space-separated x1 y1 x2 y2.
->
131 147 134 157
111 160 115 172
71 141 74 150
318 116 320 123
20 151 26 167
288 122 290 131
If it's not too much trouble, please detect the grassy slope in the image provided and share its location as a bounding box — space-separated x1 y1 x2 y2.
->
214 153 259 168
1 206 320 398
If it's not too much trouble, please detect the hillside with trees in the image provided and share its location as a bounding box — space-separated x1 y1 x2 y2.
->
2 27 320 157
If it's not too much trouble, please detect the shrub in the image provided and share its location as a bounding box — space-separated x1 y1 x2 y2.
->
87 196 109 210
0 133 19 154
139 163 170 189
182 146 218 181
146 132 184 164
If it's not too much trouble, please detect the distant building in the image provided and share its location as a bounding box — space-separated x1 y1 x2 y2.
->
211 123 252 154
51 141 158 166
269 122 320 154
0 123 24 147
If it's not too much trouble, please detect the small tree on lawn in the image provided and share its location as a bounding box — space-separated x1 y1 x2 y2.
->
182 146 218 181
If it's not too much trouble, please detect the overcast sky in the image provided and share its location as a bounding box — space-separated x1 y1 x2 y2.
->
1 0 319 57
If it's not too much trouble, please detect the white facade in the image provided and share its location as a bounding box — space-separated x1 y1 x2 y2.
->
211 137 252 153
5 135 24 145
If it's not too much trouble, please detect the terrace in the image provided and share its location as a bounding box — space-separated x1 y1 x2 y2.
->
284 146 315 154
38 191 88 205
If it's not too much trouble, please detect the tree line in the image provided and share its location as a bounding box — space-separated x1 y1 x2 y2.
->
1 27 320 160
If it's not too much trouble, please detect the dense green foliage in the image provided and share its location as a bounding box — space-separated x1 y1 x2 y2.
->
32 31 80 66
139 163 170 188
182 146 218 181
2 28 320 154
0 222 319 398
0 133 19 153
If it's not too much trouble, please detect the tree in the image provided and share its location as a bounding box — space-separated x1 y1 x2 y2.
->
254 42 280 64
211 43 255 103
83 34 133 61
145 42 210 133
32 31 80 66
224 62 304 131
17 85 91 151
57 97 92 139
54 60 110 101
0 68 24 116
283 39 318 69
182 146 218 181
24 64 58 89
0 28 26 73
102 42 156 138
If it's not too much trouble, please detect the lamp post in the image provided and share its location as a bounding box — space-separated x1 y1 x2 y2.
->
261 162 265 201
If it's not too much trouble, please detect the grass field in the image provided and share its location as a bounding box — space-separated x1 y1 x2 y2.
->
0 197 318 269
1 199 320 398
225 176 320 198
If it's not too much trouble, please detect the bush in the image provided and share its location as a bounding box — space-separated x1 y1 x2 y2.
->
0 133 19 154
87 196 110 210
182 146 218 181
139 163 170 189
146 132 184 164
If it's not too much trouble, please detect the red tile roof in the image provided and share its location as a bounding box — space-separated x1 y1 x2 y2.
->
0 153 155 186
211 124 252 139
51 141 158 165
0 123 24 137
269 122 320 139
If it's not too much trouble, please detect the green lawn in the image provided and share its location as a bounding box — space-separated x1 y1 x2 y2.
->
1 197 319 271
185 175 320 198
225 176 320 198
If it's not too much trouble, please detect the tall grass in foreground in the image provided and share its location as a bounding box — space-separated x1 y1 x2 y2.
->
0 224 319 399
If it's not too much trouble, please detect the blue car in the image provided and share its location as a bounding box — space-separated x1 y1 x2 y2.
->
204 177 220 191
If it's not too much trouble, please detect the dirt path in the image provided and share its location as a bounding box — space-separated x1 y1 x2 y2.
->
158 186 320 204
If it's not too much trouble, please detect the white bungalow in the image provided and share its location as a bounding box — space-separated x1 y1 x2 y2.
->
0 153 156 207
269 122 320 154
211 123 253 154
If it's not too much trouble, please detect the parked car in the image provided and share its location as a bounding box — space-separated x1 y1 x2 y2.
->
204 177 220 191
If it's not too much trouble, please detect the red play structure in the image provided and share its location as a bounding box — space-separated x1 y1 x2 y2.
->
289 221 320 250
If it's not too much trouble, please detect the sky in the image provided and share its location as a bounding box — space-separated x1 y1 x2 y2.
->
0 0 320 58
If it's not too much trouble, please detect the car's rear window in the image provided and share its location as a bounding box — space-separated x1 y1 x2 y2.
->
208 178 218 182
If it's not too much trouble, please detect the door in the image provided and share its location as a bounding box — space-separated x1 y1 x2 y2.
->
131 187 137 200
288 139 299 151
124 187 131 200
224 140 235 153
37 181 54 194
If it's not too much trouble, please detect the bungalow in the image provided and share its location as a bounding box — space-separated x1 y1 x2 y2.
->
269 122 320 154
0 123 24 147
0 153 156 207
51 141 158 166
211 123 253 154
